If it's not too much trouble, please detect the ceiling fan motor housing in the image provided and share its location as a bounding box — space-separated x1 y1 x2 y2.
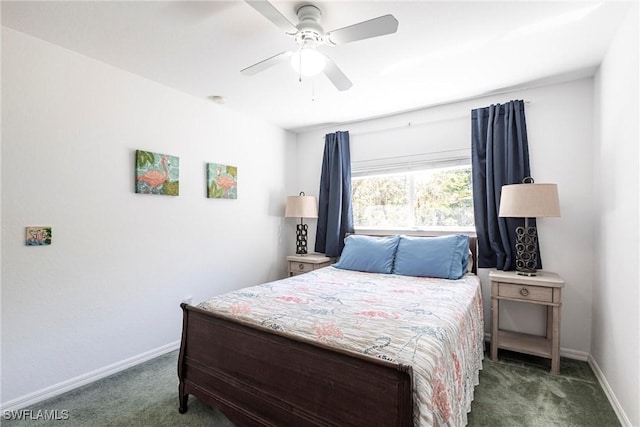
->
295 4 324 48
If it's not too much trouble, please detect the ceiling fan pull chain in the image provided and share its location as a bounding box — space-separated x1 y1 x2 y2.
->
298 48 303 83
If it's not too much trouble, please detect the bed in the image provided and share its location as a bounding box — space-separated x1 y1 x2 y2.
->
178 233 483 426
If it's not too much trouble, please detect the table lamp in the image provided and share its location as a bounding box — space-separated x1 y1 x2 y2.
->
285 192 318 255
499 177 561 276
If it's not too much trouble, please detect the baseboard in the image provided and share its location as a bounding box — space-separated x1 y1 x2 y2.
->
559 347 589 361
588 355 632 427
0 340 180 412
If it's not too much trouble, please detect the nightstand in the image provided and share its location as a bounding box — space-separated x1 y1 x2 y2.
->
489 269 565 374
287 253 332 276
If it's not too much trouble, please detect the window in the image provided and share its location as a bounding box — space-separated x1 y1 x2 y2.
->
351 164 474 230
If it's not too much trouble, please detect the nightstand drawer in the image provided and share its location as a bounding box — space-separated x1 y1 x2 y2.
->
289 261 314 273
498 283 553 302
286 254 332 277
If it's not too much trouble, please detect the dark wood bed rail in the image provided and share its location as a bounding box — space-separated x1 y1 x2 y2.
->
178 303 414 426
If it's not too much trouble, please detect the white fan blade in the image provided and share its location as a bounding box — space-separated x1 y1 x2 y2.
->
326 14 398 45
241 51 293 76
323 56 353 91
245 0 298 35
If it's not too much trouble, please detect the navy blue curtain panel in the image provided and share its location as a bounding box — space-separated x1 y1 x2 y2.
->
315 131 354 257
471 100 540 270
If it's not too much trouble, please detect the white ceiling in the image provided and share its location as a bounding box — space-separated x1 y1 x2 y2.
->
1 1 632 133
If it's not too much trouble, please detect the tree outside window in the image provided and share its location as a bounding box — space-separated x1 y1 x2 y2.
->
352 165 474 229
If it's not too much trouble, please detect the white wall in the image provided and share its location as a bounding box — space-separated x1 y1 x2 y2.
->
297 78 596 358
1 27 297 406
592 3 639 426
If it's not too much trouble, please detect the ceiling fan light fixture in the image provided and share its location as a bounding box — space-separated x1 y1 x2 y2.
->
243 1 398 90
290 48 326 77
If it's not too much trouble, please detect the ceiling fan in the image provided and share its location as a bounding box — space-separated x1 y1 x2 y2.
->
241 0 399 91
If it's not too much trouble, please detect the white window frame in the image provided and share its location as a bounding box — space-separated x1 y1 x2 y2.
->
351 153 476 235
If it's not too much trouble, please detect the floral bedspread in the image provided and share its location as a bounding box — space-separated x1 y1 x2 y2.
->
198 266 484 426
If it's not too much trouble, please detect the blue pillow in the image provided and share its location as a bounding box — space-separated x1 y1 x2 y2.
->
392 234 470 279
333 235 400 274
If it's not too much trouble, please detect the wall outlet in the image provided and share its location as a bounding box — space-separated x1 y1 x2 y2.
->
182 295 193 305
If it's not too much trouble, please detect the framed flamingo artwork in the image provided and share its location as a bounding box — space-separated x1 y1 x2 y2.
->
135 150 179 196
26 227 52 246
207 163 237 199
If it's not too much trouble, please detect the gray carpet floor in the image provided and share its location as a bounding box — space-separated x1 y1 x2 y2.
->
466 350 620 427
2 348 620 426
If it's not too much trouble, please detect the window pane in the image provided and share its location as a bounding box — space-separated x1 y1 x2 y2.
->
352 175 410 227
351 165 474 229
414 167 474 227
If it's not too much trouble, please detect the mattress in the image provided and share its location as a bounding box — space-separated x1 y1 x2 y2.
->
198 266 484 426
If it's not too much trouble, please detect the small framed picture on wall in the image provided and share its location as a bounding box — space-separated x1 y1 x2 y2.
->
135 150 180 196
207 163 237 199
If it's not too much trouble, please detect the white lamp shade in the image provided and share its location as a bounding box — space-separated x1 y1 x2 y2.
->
290 48 326 77
499 183 561 218
285 195 318 218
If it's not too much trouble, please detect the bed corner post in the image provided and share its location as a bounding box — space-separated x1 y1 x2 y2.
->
397 363 413 426
178 302 190 414
469 236 478 275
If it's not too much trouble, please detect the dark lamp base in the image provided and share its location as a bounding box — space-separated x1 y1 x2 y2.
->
296 222 308 255
515 224 538 277
516 269 538 276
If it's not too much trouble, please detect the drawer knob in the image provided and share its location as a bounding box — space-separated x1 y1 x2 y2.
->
298 263 305 270
519 287 530 297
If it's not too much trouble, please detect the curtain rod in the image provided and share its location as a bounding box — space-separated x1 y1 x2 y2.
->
402 100 532 129
344 100 531 138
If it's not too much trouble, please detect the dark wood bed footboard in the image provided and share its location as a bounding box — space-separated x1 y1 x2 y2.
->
178 303 413 426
